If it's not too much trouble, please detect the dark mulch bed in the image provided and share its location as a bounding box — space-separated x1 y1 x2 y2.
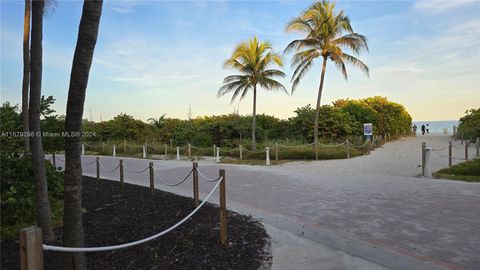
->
1 177 271 269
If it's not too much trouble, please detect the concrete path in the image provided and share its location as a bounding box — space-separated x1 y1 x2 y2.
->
52 135 480 270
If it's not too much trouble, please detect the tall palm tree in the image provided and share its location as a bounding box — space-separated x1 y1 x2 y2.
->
28 0 55 241
22 0 31 153
148 114 166 129
285 0 369 159
63 1 103 269
218 37 287 150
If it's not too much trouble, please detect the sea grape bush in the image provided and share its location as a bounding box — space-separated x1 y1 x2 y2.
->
457 108 480 141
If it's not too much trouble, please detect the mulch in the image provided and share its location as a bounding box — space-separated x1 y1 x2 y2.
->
1 177 271 269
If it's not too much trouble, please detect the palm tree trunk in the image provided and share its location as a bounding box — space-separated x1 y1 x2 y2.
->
314 57 328 160
29 0 55 241
252 84 257 151
22 0 31 153
63 1 103 269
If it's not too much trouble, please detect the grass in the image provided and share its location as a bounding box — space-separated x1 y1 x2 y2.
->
433 158 480 182
220 158 290 166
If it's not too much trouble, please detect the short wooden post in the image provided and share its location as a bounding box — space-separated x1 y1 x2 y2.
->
346 139 350 159
119 160 124 188
20 226 43 270
123 139 126 153
213 144 216 157
424 146 432 177
188 143 191 157
149 162 154 194
142 145 147 158
239 145 243 160
164 143 168 158
275 143 279 161
265 147 271 166
421 142 426 176
81 143 85 155
216 148 220 163
465 143 469 161
52 153 56 168
192 162 199 207
385 133 388 142
96 157 100 181
176 147 180 160
476 137 479 157
448 142 452 167
219 169 227 246
112 145 116 157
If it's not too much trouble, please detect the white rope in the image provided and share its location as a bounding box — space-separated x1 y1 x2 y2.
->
43 178 223 253
83 160 97 166
430 146 449 152
153 168 193 186
277 142 315 148
350 141 369 148
196 168 223 182
317 140 347 147
99 161 120 173
123 164 150 174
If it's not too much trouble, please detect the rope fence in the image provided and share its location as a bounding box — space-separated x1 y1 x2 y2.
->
421 137 479 177
21 160 229 269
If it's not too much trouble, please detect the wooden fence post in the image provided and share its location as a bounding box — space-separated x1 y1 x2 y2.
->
476 137 479 157
188 143 191 157
119 160 124 188
20 226 43 270
96 157 100 181
448 142 452 167
193 162 199 207
149 162 154 194
176 147 180 161
123 139 126 153
346 139 350 159
219 169 227 246
275 143 279 161
164 143 168 158
265 147 271 166
52 153 56 168
465 143 469 161
239 145 242 160
213 144 216 157
421 142 426 176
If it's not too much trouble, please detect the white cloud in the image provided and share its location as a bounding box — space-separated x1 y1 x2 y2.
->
414 0 475 13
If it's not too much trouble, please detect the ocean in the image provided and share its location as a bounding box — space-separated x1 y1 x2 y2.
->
412 120 459 134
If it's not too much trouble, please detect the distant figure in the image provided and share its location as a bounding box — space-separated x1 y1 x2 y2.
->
426 124 430 134
421 124 426 135
413 124 417 133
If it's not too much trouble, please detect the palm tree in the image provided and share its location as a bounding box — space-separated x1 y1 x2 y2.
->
148 114 166 129
22 0 30 153
28 0 55 241
285 0 369 159
218 37 287 150
63 1 103 269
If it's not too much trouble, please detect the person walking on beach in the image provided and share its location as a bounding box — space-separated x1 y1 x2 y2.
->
421 124 426 135
426 124 430 134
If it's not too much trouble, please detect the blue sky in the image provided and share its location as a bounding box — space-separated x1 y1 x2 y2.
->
1 0 479 122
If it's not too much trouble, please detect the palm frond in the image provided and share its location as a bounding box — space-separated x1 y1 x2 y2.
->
341 52 369 77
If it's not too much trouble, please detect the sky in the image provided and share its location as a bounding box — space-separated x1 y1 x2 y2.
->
1 0 479 122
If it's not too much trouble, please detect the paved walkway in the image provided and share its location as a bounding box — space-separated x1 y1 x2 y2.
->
53 135 480 270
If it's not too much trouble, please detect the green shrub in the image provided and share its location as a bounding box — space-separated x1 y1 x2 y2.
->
457 109 480 142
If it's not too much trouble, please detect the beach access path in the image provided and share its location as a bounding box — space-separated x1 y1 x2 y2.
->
53 134 480 270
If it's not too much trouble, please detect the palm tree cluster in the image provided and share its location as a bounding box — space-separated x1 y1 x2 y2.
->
218 0 369 158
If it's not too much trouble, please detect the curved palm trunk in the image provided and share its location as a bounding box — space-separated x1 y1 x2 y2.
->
29 0 55 241
314 57 328 160
252 84 257 151
22 0 31 152
62 1 103 269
